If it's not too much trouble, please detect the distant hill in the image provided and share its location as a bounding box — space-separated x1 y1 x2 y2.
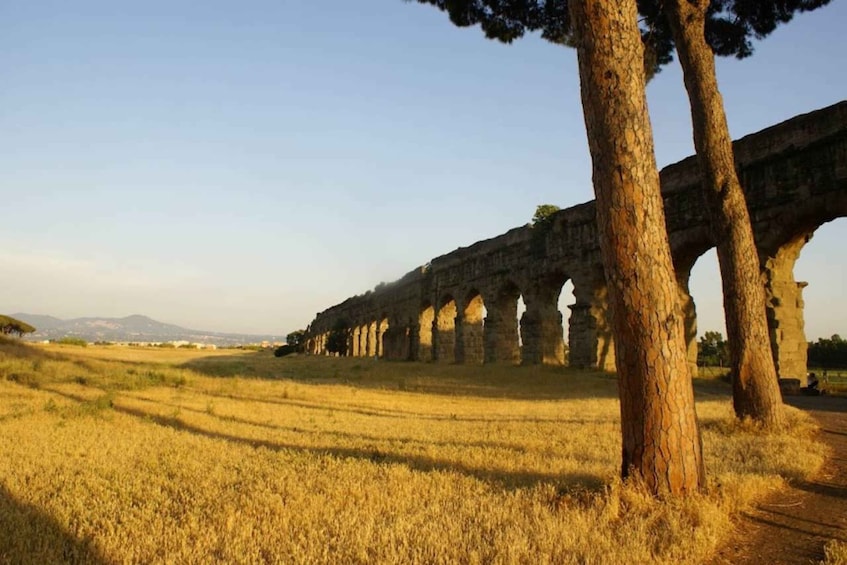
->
11 313 282 346
14 313 64 331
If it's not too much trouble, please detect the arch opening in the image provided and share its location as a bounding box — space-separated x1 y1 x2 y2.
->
517 295 526 348
765 219 846 381
686 248 723 375
435 295 457 363
359 324 369 358
559 280 575 365
351 326 362 357
377 316 389 358
461 290 486 365
418 303 434 362
793 220 846 343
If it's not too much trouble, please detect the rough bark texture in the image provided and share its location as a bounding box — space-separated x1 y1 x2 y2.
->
569 0 704 495
666 0 784 427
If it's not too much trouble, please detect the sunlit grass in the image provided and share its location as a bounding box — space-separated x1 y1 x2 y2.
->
0 339 828 564
824 540 847 565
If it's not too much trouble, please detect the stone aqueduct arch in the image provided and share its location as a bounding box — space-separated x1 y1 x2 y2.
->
305 102 847 378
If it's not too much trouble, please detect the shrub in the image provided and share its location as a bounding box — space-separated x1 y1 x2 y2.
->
274 345 295 358
531 204 561 226
56 337 87 347
286 330 306 351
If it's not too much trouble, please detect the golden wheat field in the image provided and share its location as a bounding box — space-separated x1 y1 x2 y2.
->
0 338 828 564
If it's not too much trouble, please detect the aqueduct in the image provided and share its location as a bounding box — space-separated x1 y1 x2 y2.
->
305 102 847 380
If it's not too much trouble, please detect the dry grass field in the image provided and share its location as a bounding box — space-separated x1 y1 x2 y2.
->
824 540 847 564
0 338 829 564
816 371 847 396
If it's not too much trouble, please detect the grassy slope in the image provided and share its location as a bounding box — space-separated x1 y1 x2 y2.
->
0 340 828 564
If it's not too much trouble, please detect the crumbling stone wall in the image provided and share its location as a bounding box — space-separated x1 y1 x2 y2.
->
306 102 847 378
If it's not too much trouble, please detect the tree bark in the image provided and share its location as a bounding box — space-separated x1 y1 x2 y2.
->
665 0 784 428
569 0 705 495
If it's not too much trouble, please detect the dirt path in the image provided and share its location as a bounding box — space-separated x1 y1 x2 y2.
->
709 395 847 564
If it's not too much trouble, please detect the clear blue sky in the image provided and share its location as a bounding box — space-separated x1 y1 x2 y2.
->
2 1 845 339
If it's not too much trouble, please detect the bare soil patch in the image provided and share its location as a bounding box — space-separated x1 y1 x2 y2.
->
709 395 847 564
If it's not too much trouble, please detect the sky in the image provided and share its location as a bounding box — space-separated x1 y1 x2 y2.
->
1 1 845 339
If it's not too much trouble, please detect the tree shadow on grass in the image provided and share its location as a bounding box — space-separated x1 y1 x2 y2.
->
127 391 614 456
119 404 608 491
47 388 610 494
691 377 733 400
0 337 65 362
179 353 623 401
175 386 613 424
785 395 847 414
0 484 108 565
179 352 277 379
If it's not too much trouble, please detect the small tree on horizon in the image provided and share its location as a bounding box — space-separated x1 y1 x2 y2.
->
698 331 729 368
808 334 847 369
531 204 561 226
0 315 36 338
286 329 306 352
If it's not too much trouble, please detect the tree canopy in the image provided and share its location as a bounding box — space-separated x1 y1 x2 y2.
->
286 330 306 350
697 331 729 367
0 315 36 337
808 334 847 369
409 0 831 76
531 204 560 226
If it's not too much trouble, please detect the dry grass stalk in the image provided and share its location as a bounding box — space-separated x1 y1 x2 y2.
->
0 340 827 564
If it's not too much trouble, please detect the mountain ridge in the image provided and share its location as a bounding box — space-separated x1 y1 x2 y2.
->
10 313 283 346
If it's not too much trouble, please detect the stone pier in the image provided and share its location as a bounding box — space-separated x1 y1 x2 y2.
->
764 234 813 382
483 288 521 364
520 283 566 365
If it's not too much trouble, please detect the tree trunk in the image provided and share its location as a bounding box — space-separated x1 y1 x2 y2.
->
569 0 705 496
666 0 784 428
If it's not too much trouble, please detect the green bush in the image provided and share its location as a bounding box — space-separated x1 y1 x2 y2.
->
286 330 306 352
531 204 560 226
274 344 296 358
56 337 88 347
808 334 847 369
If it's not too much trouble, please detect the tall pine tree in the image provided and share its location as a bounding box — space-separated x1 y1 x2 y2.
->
408 0 831 427
568 0 705 495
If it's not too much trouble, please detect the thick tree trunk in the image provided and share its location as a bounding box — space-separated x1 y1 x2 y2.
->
666 0 784 428
569 0 704 496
